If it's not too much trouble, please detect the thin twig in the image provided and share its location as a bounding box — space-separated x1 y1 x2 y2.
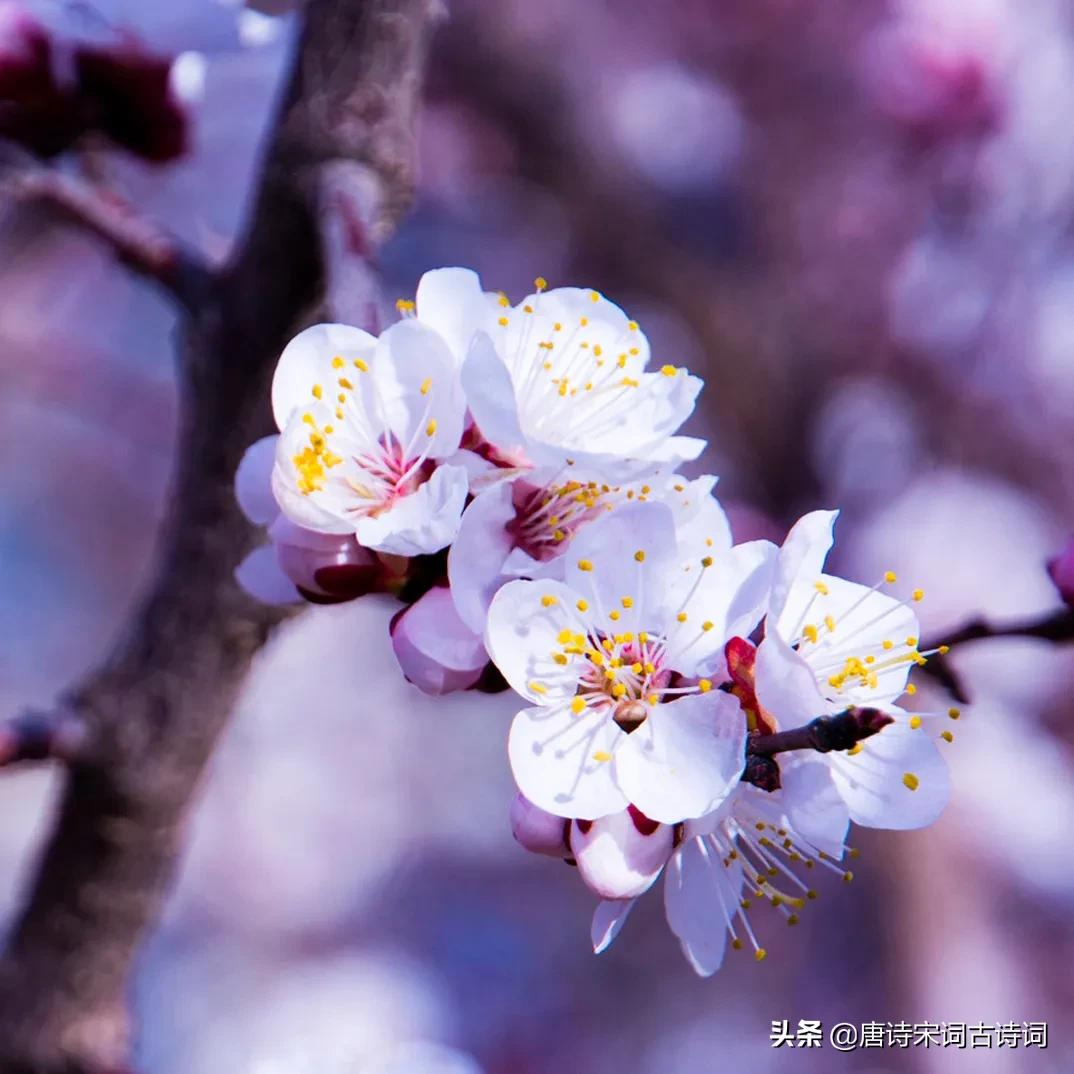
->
919 608 1074 702
0 153 214 310
742 707 893 791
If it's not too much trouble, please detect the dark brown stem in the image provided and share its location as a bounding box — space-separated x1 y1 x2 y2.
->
919 608 1074 702
742 708 893 791
0 2 440 1071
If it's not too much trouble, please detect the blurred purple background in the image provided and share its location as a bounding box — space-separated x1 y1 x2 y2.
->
2 1 1073 1071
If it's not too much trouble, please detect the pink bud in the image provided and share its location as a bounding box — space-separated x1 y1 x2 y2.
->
569 809 674 900
0 3 51 100
1048 537 1074 607
268 517 380 603
74 40 188 163
509 792 569 858
389 586 489 695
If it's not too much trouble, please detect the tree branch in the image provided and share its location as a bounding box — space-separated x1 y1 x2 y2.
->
0 711 87 769
0 2 441 1071
918 607 1074 703
742 708 893 791
0 148 214 311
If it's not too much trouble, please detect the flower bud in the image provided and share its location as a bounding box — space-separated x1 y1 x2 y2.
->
569 808 674 900
1048 537 1074 607
269 517 380 603
389 586 489 695
509 792 569 858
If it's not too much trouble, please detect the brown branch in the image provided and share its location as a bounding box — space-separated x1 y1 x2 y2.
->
0 711 87 769
918 607 1074 703
742 707 893 791
0 150 214 311
0 2 441 1071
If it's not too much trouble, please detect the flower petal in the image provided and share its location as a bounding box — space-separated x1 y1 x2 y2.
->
770 510 839 636
414 267 494 365
778 754 850 859
664 837 742 977
508 702 628 819
564 501 678 630
235 435 280 525
615 692 747 824
234 546 299 605
447 481 517 633
592 898 636 954
271 323 377 430
570 811 673 900
461 332 526 457
828 720 950 830
753 633 835 730
485 578 591 704
366 320 466 457
355 463 469 556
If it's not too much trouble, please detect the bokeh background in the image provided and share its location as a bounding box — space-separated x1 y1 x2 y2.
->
2 1 1073 1071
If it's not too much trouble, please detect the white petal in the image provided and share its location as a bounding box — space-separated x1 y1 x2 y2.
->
664 474 732 557
570 811 673 900
508 702 628 819
355 463 468 556
447 481 517 633
592 898 636 954
753 633 835 730
234 546 299 605
271 323 377 430
665 539 777 677
564 501 678 629
235 435 280 525
615 692 746 824
801 574 920 707
778 754 850 859
770 510 839 635
829 720 950 830
485 579 591 704
367 320 466 456
663 838 742 976
461 332 526 456
415 267 494 365
646 434 706 465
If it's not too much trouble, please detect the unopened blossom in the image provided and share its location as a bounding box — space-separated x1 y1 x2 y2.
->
509 792 569 858
1047 536 1074 607
390 586 490 695
752 510 951 829
486 502 776 823
449 470 732 634
271 320 470 557
570 806 674 901
590 753 852 976
461 279 704 472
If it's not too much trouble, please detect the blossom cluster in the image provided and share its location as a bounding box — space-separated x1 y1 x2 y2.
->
236 268 956 975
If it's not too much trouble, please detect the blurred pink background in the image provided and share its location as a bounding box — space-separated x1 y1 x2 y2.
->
2 1 1073 1070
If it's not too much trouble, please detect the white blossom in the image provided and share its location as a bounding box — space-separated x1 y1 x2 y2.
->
485 502 775 823
753 510 951 829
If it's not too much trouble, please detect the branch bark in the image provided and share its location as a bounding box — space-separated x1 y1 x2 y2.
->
0 160 213 310
0 2 440 1070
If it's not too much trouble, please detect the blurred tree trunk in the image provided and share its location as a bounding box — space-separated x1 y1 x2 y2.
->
0 1 440 1070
